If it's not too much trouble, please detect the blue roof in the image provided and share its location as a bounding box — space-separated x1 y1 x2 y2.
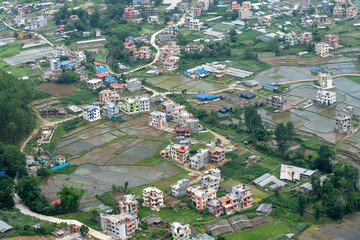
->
0 170 5 176
104 76 116 81
96 67 108 73
196 93 218 100
184 71 191 75
68 62 77 67
264 84 276 89
60 61 69 66
195 68 207 74
312 67 322 71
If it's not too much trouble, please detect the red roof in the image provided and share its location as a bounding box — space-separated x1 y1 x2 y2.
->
124 41 134 46
189 113 193 118
348 6 355 10
50 198 62 205
117 83 125 89
96 73 110 78
70 15 78 18
88 49 99 52
234 143 240 148
96 101 105 106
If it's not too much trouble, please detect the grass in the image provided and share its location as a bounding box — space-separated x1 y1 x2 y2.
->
0 61 43 79
59 88 98 105
345 75 360 84
191 132 215 141
52 164 77 175
0 43 22 58
57 211 100 231
226 222 292 240
94 48 109 63
42 126 64 153
271 74 284 80
135 156 163 166
96 192 119 210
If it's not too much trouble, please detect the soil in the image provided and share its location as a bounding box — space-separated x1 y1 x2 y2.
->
1 237 54 240
37 83 78 96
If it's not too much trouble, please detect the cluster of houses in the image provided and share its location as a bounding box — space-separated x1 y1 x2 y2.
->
12 9 50 30
123 36 153 61
26 147 67 176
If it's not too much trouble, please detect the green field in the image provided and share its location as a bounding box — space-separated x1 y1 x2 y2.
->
345 75 360 84
226 222 292 240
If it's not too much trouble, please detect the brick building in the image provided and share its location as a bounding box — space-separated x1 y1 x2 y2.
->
266 95 291 112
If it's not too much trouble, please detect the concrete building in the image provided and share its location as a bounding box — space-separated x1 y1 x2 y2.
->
170 144 190 164
119 193 139 214
145 5 157 17
100 212 139 239
346 6 358 18
13 16 25 27
163 56 179 71
187 185 217 210
335 106 353 134
50 58 60 71
99 89 120 103
87 79 103 90
193 234 215 240
201 168 221 190
149 111 167 130
161 101 179 114
206 198 224 217
324 34 339 49
124 6 136 21
142 186 165 211
189 19 204 31
266 95 291 112
314 15 330 25
83 105 101 122
71 51 87 62
125 78 142 92
232 184 254 208
190 149 209 170
318 72 334 89
171 178 191 197
299 32 313 44
209 146 225 165
170 105 187 122
315 90 336 107
285 32 299 46
102 102 121 119
122 96 150 114
56 46 70 57
300 0 310 8
171 221 191 240
333 4 344 16
138 46 152 59
182 118 200 134
159 41 180 60
315 42 330 57
238 8 253 20
242 1 251 9
175 126 191 139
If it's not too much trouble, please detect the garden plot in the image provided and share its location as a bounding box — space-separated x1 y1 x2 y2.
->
37 83 78 96
206 219 235 237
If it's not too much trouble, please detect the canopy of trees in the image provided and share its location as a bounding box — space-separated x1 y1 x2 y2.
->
0 143 26 178
0 175 15 209
275 122 295 156
57 185 86 212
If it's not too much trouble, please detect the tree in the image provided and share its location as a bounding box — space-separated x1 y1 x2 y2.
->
313 203 321 222
37 168 51 179
298 195 307 217
229 28 237 37
57 72 78 84
80 225 89 237
57 185 86 212
314 145 333 173
217 235 226 240
243 47 255 60
89 204 101 218
0 144 27 178
244 107 263 136
0 175 15 209
275 122 295 156
16 176 42 206
124 181 129 190
269 38 280 56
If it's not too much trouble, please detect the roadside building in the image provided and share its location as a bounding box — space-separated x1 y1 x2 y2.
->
159 41 180 60
161 101 179 114
122 97 150 114
99 89 120 103
346 6 358 18
315 89 336 107
266 95 291 112
182 118 200 134
314 15 330 25
100 212 139 239
187 185 217 210
201 168 221 190
87 79 103 90
41 107 67 117
138 46 152 59
324 34 339 49
299 32 313 44
335 106 353 134
170 144 190 164
315 42 330 57
189 19 204 31
142 186 165 211
171 105 188 122
209 146 225 165
119 193 139 214
149 111 167 130
333 4 344 16
172 178 191 197
125 78 142 92
102 102 121 119
318 72 334 89
163 56 179 71
83 105 101 122
171 221 191 240
175 126 191 139
190 149 209 170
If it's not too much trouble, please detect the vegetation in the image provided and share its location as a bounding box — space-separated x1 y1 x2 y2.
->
57 185 86 212
0 175 15 209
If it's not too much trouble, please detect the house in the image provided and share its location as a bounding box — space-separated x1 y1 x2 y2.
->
314 15 330 25
299 32 313 44
122 97 150 114
13 16 25 27
95 28 101 37
171 221 191 240
175 126 191 139
315 89 336 107
232 184 254 208
209 146 225 165
125 78 142 92
69 15 79 21
53 155 66 165
182 118 200 134
201 168 221 190
189 19 204 31
145 5 157 17
50 198 62 206
266 95 291 112
333 4 344 16
285 32 299 46
195 93 218 101
187 185 217 210
83 105 101 122
124 6 136 21
96 67 109 74
170 144 190 164
324 34 339 49
138 46 152 59
159 41 180 60
280 164 317 181
102 102 121 119
207 198 224 217
50 58 60 71
335 106 353 134
87 79 103 90
346 6 358 18
242 1 251 9
238 8 253 20
317 72 334 89
41 107 67 117
172 178 191 197
149 111 167 130
119 193 138 214
100 212 139 239
142 186 165 211
141 214 164 227
71 51 87 62
99 89 120 103
56 46 70 57
164 56 179 71
256 203 272 215
300 0 310 8
148 15 159 24
191 149 209 170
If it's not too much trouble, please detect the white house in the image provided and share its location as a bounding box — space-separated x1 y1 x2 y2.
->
83 105 101 122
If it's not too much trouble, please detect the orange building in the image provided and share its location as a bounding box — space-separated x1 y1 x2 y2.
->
187 185 217 210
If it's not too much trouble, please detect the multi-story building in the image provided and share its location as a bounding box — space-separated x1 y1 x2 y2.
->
189 19 204 31
138 46 152 59
87 79 103 90
183 44 204 52
189 6 202 18
318 72 334 89
206 198 224 217
333 4 344 16
170 105 187 122
124 6 136 21
100 212 139 239
346 6 358 18
238 8 253 20
159 41 180 60
324 34 339 49
175 126 191 139
125 78 142 92
145 5 157 17
50 58 60 71
314 15 330 25
218 193 240 214
170 144 190 164
232 1 241 10
187 185 217 210
266 95 291 112
142 187 165 211
83 105 101 122
149 111 167 130
201 168 221 190
335 106 353 134
56 46 70 57
177 2 190 12
232 184 254 208
99 89 120 103
315 42 330 57
122 97 150 114
299 32 313 44
242 1 251 9
285 32 299 46
315 89 336 107
300 0 310 8
171 178 191 197
171 222 191 240
133 0 150 4
13 16 25 27
102 102 121 119
209 146 225 165
190 149 209 170
163 56 179 71
182 118 200 134
139 97 150 112
119 193 139 214
161 101 179 114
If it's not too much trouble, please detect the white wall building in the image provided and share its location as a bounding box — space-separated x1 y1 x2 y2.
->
315 89 336 107
50 58 60 71
318 72 334 89
83 105 101 122
149 111 167 129
190 149 209 170
201 168 221 190
100 212 139 239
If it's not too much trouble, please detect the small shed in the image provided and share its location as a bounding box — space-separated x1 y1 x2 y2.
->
256 203 272 215
141 214 164 227
0 220 13 233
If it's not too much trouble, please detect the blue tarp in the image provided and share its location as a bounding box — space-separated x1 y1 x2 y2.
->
312 67 322 71
60 61 69 66
68 62 77 67
50 162 69 171
196 93 218 100
195 68 207 74
264 84 276 89
104 76 116 81
0 170 6 176
184 71 191 75
96 67 108 73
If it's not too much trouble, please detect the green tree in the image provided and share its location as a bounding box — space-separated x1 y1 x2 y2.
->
124 181 129 190
229 28 237 37
314 145 333 173
244 107 263 136
57 72 79 84
243 47 255 60
37 168 51 179
89 204 101 218
313 203 321 222
80 225 89 237
0 175 15 209
0 144 26 178
298 195 307 217
16 176 42 206
275 121 295 156
57 185 86 212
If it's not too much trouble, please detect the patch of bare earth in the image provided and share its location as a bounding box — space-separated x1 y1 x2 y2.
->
37 83 78 96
